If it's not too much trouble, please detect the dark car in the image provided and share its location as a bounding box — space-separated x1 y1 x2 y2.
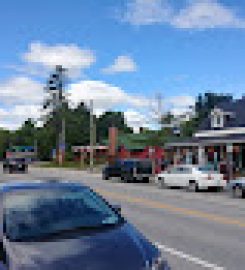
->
121 159 153 183
103 159 153 183
3 158 28 174
102 159 123 180
0 180 170 270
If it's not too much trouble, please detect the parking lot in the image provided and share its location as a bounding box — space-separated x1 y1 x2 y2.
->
1 165 245 270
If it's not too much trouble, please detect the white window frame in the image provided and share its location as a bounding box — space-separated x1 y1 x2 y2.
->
211 109 224 128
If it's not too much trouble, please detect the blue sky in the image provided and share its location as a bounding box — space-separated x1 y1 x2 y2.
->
1 0 245 130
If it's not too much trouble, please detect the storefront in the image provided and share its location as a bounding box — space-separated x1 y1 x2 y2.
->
165 135 245 180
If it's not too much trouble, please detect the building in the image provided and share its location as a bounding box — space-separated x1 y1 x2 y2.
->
72 146 108 164
165 97 245 179
5 146 36 162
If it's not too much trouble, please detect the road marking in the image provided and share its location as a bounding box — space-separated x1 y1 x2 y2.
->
156 243 225 269
96 189 245 228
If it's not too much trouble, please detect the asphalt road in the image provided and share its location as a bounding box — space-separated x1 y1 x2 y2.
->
1 165 245 270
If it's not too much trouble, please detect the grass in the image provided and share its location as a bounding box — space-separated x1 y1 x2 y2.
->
39 161 87 170
38 160 106 171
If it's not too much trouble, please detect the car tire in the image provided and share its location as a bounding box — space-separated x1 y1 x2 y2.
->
142 177 149 183
232 185 243 198
216 186 223 192
125 175 134 183
158 177 166 189
187 181 198 192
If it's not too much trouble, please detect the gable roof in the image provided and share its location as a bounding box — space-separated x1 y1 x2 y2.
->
198 97 245 131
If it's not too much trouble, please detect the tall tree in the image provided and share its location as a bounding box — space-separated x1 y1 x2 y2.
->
96 111 133 144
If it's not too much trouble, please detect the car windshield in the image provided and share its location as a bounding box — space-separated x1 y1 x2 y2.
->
7 158 25 162
197 166 217 173
4 187 123 241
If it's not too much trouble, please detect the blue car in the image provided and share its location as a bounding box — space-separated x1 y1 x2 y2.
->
0 180 170 270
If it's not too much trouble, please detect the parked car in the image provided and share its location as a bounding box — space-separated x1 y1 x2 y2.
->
0 180 170 270
228 178 245 198
156 164 226 191
3 158 28 174
102 159 123 180
103 159 153 183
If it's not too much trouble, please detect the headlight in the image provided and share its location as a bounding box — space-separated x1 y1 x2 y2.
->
145 253 170 270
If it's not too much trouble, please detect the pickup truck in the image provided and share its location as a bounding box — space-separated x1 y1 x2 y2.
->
102 159 153 183
228 178 245 198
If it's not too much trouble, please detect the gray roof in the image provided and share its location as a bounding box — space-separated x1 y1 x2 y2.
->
165 134 245 147
198 97 245 131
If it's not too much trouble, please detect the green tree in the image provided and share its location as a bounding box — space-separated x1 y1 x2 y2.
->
96 111 133 144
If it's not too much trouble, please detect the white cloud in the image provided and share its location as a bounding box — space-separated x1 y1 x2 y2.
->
68 80 149 114
102 55 137 74
0 77 44 105
122 0 173 26
124 109 151 132
121 0 245 29
22 42 96 77
168 95 195 109
0 76 46 130
0 105 42 130
172 0 245 29
167 95 195 122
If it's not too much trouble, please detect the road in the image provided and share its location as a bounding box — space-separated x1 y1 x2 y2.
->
1 165 245 270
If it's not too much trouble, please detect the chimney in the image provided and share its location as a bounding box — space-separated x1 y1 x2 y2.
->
108 127 118 164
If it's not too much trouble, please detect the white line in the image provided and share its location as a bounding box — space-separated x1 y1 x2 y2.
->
156 243 225 270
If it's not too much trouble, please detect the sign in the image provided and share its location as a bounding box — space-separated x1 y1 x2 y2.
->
59 144 66 151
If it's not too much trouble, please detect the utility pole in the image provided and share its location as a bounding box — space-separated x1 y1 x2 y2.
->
44 65 67 166
89 100 94 172
58 118 66 166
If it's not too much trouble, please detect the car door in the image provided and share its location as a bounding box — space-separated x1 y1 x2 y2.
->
178 167 192 187
173 166 186 187
165 166 180 187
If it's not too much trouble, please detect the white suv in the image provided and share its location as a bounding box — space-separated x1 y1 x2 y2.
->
156 164 226 192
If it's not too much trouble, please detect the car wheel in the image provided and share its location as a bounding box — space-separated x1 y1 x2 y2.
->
102 174 109 180
232 185 243 198
142 177 149 183
125 175 133 183
242 189 245 199
187 181 198 192
158 177 166 189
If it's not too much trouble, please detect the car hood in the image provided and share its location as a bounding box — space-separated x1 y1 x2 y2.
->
5 223 159 270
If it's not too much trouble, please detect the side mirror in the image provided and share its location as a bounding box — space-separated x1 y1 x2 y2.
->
112 204 121 213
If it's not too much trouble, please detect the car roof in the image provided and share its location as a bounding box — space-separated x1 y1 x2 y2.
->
0 180 87 193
